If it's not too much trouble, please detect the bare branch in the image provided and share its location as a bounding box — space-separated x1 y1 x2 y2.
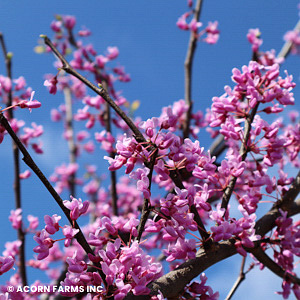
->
63 87 77 197
183 0 203 139
225 257 246 300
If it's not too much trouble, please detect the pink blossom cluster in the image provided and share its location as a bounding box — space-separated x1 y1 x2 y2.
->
0 76 42 147
177 2 219 44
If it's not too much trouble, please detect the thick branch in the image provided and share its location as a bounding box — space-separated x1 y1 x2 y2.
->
0 113 107 286
255 171 300 236
125 177 300 299
183 0 203 139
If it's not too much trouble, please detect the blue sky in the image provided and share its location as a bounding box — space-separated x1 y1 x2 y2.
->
0 1 299 299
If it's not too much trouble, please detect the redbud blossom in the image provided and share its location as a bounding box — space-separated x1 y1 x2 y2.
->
0 256 14 275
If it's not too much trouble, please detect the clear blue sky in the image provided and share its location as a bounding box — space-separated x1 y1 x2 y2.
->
0 1 299 299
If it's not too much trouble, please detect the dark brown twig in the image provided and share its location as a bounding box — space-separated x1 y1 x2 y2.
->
0 113 107 287
0 32 27 286
42 35 146 145
183 0 203 139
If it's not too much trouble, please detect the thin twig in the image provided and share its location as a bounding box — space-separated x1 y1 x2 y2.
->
0 32 27 286
225 256 246 300
208 19 300 161
277 19 300 58
0 113 107 287
63 87 77 197
42 35 146 145
183 0 203 139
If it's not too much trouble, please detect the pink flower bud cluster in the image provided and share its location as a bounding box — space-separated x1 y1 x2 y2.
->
176 2 220 44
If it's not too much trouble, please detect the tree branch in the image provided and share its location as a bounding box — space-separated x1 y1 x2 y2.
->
183 0 203 139
42 35 146 145
125 175 300 299
63 87 77 197
225 256 246 300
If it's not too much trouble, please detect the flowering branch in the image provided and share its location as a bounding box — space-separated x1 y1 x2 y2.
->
42 34 211 242
221 103 259 210
249 246 300 285
65 27 119 215
125 175 300 299
0 32 28 286
0 113 107 286
42 35 146 145
277 19 300 58
183 0 203 139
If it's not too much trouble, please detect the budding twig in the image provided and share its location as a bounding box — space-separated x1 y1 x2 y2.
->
183 0 203 139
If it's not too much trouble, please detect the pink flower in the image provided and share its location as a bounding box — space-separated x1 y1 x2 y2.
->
44 76 58 95
27 215 39 231
19 170 31 179
66 251 87 273
44 214 61 234
33 229 54 260
62 225 79 247
0 256 14 275
13 76 26 91
9 208 22 229
63 15 76 30
247 28 263 52
19 91 41 112
106 46 119 60
177 12 191 30
63 196 89 221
